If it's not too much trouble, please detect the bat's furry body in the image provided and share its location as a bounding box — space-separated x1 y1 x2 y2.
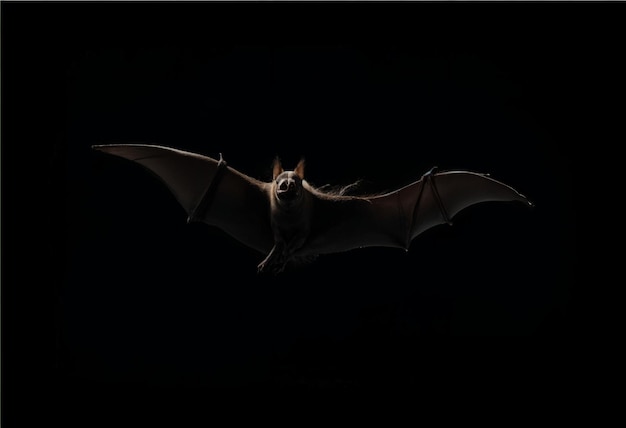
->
93 144 532 273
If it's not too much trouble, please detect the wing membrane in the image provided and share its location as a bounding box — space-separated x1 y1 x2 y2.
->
299 170 531 256
93 144 273 254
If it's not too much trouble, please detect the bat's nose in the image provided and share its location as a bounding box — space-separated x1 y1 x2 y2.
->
279 180 296 191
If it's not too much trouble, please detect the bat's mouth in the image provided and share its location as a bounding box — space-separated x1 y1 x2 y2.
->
277 188 299 201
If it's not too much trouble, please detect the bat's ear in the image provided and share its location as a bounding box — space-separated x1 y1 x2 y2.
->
294 158 305 180
272 157 284 180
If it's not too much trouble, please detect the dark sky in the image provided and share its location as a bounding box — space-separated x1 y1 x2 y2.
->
2 1 596 422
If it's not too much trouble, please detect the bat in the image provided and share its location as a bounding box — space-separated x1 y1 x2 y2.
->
93 144 532 273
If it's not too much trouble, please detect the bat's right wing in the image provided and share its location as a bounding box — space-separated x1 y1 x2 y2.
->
298 168 532 257
93 144 274 255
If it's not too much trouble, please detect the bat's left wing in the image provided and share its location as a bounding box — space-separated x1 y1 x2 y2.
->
297 168 532 257
93 144 274 255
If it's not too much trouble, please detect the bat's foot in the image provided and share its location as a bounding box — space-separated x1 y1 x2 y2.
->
258 242 299 275
257 259 271 274
257 250 288 275
257 259 287 275
257 262 266 274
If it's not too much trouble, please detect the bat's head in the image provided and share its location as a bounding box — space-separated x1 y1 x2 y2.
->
272 157 305 206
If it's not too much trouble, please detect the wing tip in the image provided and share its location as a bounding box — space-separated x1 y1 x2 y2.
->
515 191 534 208
92 143 162 150
91 144 172 161
91 144 127 154
92 144 119 155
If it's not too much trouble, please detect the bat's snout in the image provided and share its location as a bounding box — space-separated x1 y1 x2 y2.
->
276 176 302 203
279 180 295 191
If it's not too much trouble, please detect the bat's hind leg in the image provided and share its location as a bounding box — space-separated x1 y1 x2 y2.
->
257 234 307 274
257 244 288 274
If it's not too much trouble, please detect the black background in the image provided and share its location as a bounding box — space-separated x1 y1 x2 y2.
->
1 1 600 422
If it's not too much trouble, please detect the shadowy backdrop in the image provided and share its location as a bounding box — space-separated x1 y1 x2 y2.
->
3 1 594 422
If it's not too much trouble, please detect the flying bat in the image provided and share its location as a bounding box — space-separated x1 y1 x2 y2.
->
93 144 532 273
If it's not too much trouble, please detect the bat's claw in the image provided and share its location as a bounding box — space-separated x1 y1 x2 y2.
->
257 259 287 275
423 166 439 177
257 249 288 275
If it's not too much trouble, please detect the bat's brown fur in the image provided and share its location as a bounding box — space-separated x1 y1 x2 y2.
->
258 158 312 273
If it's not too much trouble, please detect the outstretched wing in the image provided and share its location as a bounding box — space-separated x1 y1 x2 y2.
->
297 169 532 257
93 144 273 254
